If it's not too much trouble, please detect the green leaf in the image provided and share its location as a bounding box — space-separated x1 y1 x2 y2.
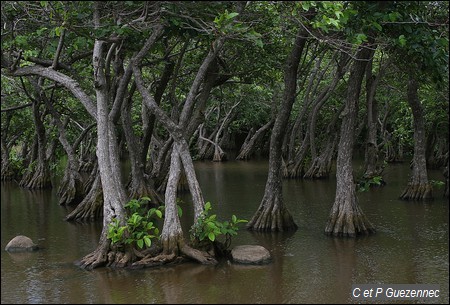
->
355 33 367 44
226 12 239 19
388 12 398 22
137 239 144 249
55 26 63 37
155 210 162 218
372 22 382 32
208 232 216 242
302 2 310 11
143 236 151 247
232 215 237 223
398 35 407 47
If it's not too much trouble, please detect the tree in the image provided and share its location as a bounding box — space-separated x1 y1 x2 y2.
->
246 24 309 231
399 72 432 200
324 43 376 237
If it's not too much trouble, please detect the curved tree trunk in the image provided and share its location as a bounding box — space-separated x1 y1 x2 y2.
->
325 44 376 237
400 73 433 200
44 93 85 205
78 6 161 269
236 119 274 160
247 27 309 231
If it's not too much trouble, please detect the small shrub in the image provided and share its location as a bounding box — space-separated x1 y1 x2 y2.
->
190 202 247 249
107 197 164 250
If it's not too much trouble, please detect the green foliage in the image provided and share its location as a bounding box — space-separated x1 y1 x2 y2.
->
190 202 247 245
357 176 384 192
8 149 25 175
430 180 444 189
107 197 164 250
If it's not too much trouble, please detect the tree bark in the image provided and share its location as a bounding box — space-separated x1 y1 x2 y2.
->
362 55 387 184
121 83 162 204
444 156 449 198
1 115 16 181
19 98 52 189
247 27 308 231
236 119 274 160
324 44 376 237
399 73 433 200
44 93 84 205
65 169 103 221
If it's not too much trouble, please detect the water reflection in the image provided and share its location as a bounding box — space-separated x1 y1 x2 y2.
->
1 160 449 304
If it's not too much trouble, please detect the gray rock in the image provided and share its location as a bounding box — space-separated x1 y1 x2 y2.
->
5 235 39 252
231 245 271 265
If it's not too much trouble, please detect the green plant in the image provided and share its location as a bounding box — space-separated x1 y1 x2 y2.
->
107 197 164 250
357 175 384 192
190 202 247 249
430 180 444 188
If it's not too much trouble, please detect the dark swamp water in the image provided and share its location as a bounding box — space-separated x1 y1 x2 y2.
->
1 159 449 304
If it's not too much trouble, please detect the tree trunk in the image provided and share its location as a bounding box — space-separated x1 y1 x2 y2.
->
247 27 308 231
325 44 376 237
78 6 140 268
121 83 162 204
236 119 274 160
304 133 338 179
19 100 52 189
362 56 386 184
44 95 85 205
444 156 449 198
400 73 433 200
1 134 15 181
65 170 103 221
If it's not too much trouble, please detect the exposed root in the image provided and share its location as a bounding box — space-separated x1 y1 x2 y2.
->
247 193 298 232
76 247 109 270
399 183 433 201
304 158 332 179
285 160 304 179
325 196 375 237
130 242 218 269
127 178 163 206
1 162 16 181
20 165 52 189
180 244 218 265
57 168 84 205
65 176 103 221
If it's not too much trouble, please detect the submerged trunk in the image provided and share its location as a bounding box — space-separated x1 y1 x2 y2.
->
65 169 103 221
45 96 85 205
304 133 338 179
400 73 432 200
247 27 308 231
362 56 385 184
1 136 15 181
77 7 141 268
19 100 52 189
236 119 273 161
325 44 376 237
304 103 343 179
444 157 449 198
